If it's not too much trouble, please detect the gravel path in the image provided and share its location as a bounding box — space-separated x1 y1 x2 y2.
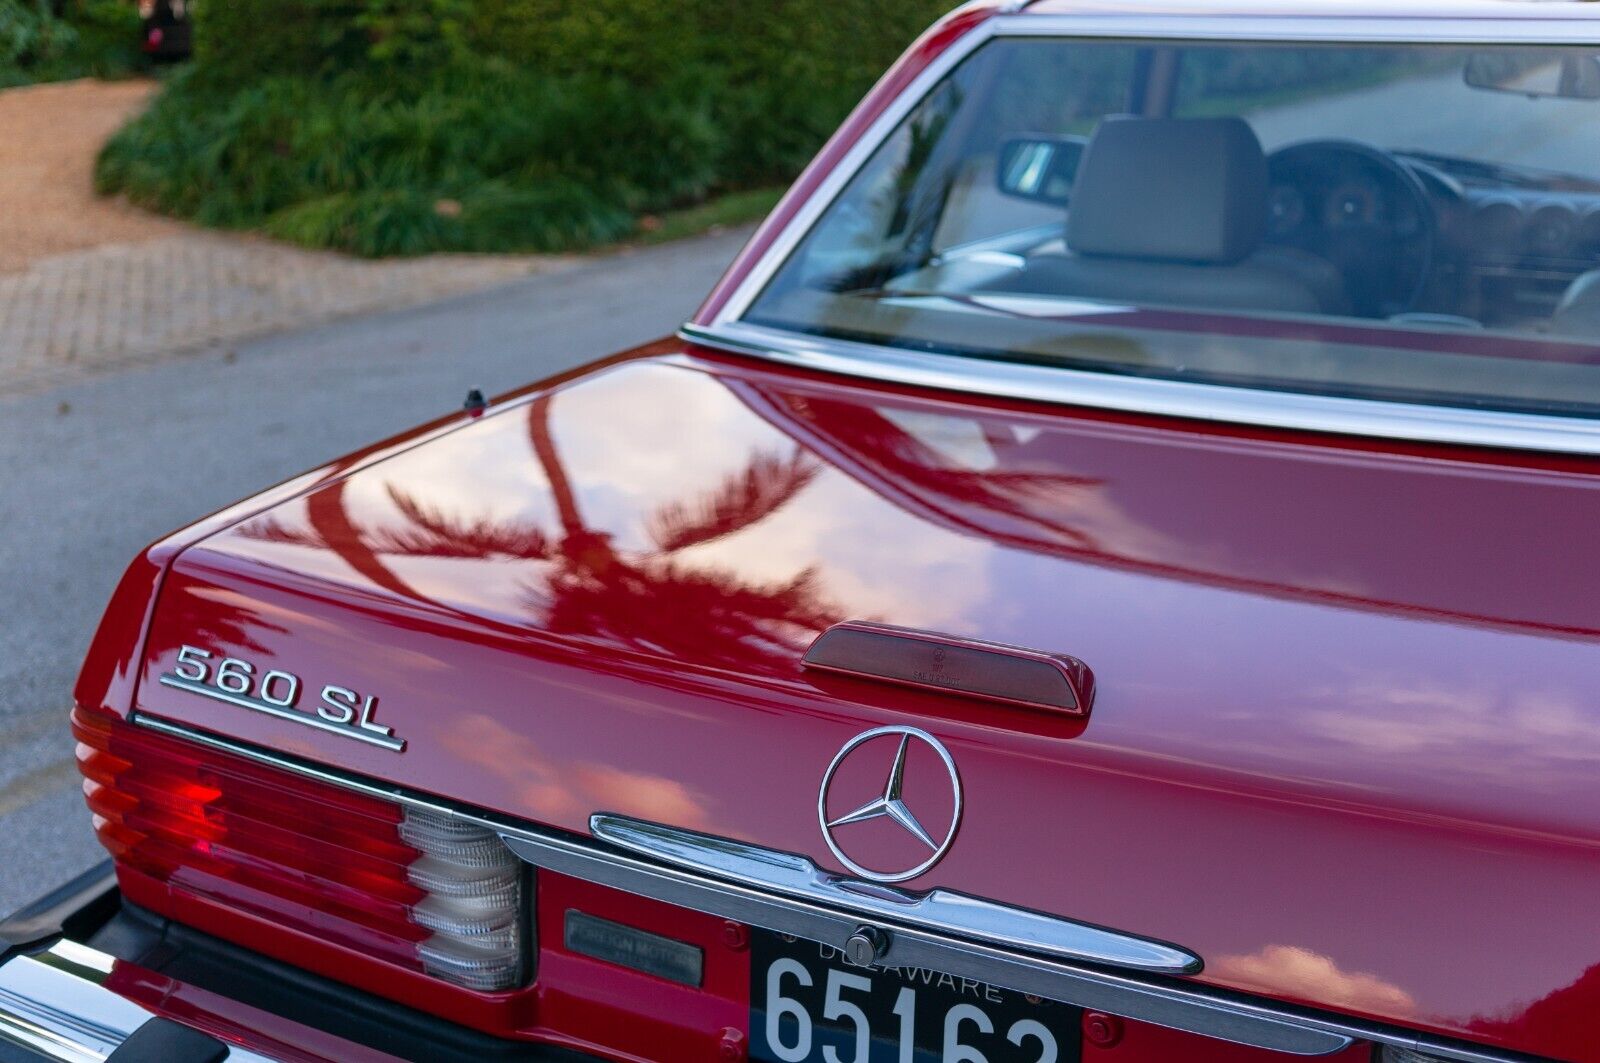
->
0 79 179 271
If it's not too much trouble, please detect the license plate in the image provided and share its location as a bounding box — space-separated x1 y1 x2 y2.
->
751 930 1081 1063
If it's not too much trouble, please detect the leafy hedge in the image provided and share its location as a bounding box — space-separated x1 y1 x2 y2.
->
0 0 146 87
97 0 948 255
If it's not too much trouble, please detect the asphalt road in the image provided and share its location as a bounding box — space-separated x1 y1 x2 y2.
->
0 227 752 917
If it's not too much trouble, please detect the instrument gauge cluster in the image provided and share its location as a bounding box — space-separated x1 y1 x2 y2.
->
1467 193 1600 261
1324 179 1383 229
1582 206 1600 255
1267 184 1306 237
1527 203 1579 258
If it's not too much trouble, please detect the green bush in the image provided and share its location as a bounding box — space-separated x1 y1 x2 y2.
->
0 0 146 86
98 58 723 251
97 0 948 256
62 0 146 79
195 0 948 183
0 0 77 84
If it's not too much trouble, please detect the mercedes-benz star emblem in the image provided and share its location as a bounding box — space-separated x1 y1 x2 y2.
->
818 725 962 884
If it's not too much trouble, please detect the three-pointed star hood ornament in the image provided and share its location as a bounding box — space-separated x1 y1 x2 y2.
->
818 725 962 883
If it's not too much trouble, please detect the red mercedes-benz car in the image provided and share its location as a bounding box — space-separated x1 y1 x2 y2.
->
5 2 1600 1061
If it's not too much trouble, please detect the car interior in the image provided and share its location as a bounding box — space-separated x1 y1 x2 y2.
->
860 46 1600 341
985 116 1354 317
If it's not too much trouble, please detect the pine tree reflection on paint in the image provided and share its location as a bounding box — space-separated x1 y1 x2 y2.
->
238 394 843 672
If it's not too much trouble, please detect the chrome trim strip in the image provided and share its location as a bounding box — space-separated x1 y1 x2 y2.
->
136 714 468 812
0 941 135 1063
590 813 1196 974
685 320 1600 455
0 940 278 1063
702 12 1600 454
157 674 406 751
989 13 1600 45
132 713 1532 1063
503 822 1347 1056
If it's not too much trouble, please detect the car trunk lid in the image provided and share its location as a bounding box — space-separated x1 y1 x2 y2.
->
134 349 1600 1059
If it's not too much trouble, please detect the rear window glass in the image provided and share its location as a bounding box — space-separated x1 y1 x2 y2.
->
743 39 1600 418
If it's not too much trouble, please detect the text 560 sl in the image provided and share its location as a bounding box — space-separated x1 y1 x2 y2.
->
159 645 406 752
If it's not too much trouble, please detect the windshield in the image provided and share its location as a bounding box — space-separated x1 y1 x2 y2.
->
743 39 1600 419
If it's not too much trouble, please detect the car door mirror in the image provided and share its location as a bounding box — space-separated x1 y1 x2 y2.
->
996 136 1088 206
1464 50 1600 100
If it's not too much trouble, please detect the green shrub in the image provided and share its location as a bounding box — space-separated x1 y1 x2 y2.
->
0 0 78 83
519 0 941 180
100 0 952 256
199 0 484 80
195 1 359 80
62 0 146 79
97 59 715 250
0 0 147 86
264 181 633 255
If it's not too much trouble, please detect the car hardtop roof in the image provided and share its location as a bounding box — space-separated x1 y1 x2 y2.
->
1017 0 1600 21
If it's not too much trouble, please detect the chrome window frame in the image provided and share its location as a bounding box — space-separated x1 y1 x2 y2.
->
686 11 1600 455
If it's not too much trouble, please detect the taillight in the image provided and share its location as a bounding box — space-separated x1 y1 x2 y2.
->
73 709 528 992
402 808 525 990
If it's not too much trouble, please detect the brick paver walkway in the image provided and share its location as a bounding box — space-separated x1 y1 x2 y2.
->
0 233 560 393
0 79 568 395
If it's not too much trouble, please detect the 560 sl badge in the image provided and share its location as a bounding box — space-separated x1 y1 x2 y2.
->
159 645 406 752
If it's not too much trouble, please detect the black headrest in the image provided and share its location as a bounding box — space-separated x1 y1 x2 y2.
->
1067 116 1268 265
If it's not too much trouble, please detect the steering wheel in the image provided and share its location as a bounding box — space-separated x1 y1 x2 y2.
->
1265 139 1437 318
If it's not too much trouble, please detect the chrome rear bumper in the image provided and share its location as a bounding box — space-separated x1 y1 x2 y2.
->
0 938 277 1063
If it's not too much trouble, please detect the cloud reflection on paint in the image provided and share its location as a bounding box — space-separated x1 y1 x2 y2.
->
1214 945 1417 1017
438 713 716 832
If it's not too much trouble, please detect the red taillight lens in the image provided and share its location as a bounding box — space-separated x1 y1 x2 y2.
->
73 709 527 991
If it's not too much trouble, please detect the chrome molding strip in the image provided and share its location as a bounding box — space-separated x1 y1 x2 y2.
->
684 320 1600 455
0 940 278 1063
157 674 405 752
698 12 1600 455
590 813 1195 973
503 821 1348 1056
134 713 1533 1063
0 941 133 1063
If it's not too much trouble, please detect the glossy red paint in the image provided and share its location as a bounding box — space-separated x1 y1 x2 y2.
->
80 337 1600 1061
70 3 1600 1057
104 956 399 1062
533 874 746 1060
1082 1019 1372 1063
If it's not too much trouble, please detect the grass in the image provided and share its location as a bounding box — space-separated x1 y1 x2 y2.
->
630 187 785 247
95 61 780 257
